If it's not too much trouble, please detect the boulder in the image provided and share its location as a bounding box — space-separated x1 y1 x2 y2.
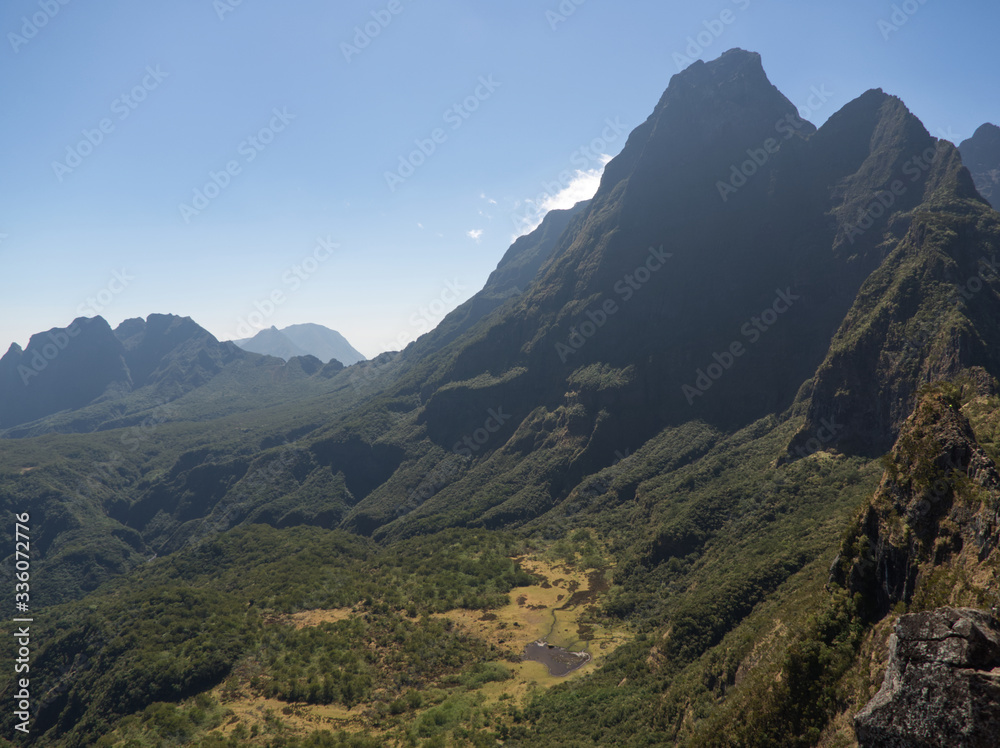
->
855 607 1000 747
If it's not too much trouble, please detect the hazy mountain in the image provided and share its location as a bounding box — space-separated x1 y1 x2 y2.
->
0 316 130 429
0 314 315 435
234 323 365 365
959 122 1000 210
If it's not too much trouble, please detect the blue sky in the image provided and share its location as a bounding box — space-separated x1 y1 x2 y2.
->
1 0 997 358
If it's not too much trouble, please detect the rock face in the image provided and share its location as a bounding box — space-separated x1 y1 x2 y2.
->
855 607 1000 747
832 386 1000 619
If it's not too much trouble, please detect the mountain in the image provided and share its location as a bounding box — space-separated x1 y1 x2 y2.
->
338 49 999 538
960 122 1000 210
0 313 253 432
5 49 1000 746
233 325 309 360
234 323 366 365
0 316 130 429
0 314 340 436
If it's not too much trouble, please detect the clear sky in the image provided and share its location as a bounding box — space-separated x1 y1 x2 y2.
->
1 0 997 358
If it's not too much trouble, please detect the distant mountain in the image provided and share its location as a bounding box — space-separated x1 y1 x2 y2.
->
234 324 365 365
959 122 1000 210
233 325 309 360
0 316 131 428
1 314 278 433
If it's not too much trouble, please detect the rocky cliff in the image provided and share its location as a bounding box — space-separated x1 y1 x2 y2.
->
855 607 1000 747
832 382 1000 619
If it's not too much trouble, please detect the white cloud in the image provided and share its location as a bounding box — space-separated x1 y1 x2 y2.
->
467 229 484 241
417 222 424 229
513 154 611 238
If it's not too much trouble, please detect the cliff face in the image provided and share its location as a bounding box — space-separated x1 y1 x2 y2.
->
827 383 1000 745
832 383 1000 619
855 607 1000 748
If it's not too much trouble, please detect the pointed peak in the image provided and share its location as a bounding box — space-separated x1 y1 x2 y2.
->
668 48 768 91
966 122 1000 147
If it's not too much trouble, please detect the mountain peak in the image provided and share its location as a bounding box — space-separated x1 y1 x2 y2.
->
972 122 1000 141
234 324 365 365
959 123 1000 210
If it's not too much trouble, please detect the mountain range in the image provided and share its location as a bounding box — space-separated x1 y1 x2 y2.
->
3 49 1000 747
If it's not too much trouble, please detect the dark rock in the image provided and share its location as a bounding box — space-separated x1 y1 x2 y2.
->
959 123 1000 211
855 607 1000 747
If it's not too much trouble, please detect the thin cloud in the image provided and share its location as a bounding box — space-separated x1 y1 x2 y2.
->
514 155 611 237
467 229 484 241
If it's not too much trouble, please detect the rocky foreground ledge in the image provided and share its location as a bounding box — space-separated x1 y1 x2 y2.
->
855 607 1000 747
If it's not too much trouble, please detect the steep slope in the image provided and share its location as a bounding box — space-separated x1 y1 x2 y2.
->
400 201 591 362
342 50 999 539
960 123 1000 210
787 160 1000 458
832 383 1000 619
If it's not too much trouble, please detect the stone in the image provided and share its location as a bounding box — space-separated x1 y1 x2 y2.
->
855 607 1000 747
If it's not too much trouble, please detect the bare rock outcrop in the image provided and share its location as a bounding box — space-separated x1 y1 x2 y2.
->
855 607 1000 747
